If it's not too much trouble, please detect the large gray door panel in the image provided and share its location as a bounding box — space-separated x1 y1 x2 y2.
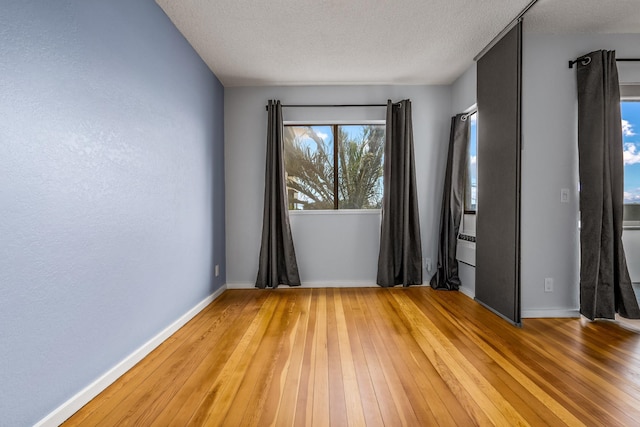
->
475 22 522 326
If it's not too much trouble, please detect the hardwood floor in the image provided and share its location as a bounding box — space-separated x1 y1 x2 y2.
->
64 288 640 426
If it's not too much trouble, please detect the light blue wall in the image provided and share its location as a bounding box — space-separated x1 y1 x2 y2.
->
0 1 225 425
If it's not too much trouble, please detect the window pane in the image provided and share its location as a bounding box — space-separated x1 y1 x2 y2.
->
465 112 478 212
283 125 334 210
337 125 385 209
623 101 640 220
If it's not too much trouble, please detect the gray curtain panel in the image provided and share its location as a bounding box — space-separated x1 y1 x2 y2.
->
256 100 301 289
377 99 423 287
577 50 640 319
430 114 470 290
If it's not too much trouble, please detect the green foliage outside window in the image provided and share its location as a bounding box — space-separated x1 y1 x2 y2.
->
284 124 384 210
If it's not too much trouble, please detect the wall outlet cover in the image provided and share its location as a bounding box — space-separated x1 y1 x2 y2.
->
544 277 553 292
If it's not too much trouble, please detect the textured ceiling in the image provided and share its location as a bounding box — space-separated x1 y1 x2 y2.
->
525 0 640 34
155 0 640 87
155 0 531 86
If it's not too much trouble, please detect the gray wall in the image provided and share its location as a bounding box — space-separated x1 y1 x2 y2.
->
451 63 478 115
521 31 640 316
0 1 225 425
225 85 451 286
448 32 640 314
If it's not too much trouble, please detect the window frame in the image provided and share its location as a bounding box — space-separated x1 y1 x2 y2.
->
463 109 478 215
621 86 640 226
283 120 386 212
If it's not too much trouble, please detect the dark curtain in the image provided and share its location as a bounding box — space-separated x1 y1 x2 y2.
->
430 114 470 290
256 100 301 289
377 99 423 287
577 50 640 319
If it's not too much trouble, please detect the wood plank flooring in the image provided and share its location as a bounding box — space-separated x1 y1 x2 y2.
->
63 288 640 426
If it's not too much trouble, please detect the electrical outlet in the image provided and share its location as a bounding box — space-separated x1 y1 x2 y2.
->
544 277 553 292
560 188 570 203
425 258 432 272
215 264 219 277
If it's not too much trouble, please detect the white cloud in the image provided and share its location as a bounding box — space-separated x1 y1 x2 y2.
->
624 143 640 165
622 119 636 137
315 131 329 140
625 189 640 204
470 155 477 166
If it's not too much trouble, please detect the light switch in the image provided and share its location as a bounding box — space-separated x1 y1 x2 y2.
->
560 188 569 203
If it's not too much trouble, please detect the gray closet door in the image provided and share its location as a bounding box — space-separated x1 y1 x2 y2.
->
475 22 522 326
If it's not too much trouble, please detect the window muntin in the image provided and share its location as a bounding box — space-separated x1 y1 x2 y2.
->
622 100 640 222
464 112 478 213
284 124 384 210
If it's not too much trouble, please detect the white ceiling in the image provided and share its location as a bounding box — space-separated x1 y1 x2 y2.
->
155 0 640 87
525 0 640 35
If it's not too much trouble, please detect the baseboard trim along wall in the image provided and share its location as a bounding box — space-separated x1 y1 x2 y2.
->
458 285 475 299
453 287 580 319
226 281 379 289
521 309 580 318
227 283 480 295
34 284 228 427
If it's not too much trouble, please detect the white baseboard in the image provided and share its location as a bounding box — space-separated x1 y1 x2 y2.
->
227 281 378 289
458 285 475 299
35 284 228 427
522 308 580 318
301 281 378 288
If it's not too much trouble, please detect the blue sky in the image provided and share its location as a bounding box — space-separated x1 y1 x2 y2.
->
469 113 477 177
623 101 640 204
290 125 375 150
468 113 478 208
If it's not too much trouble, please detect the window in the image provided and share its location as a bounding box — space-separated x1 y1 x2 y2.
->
283 124 385 210
622 95 640 222
464 111 478 213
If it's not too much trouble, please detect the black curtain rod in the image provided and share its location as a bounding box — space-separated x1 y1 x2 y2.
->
265 103 397 111
568 57 640 69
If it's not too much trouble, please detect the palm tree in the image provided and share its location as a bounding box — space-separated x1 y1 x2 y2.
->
284 125 384 210
338 125 384 209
